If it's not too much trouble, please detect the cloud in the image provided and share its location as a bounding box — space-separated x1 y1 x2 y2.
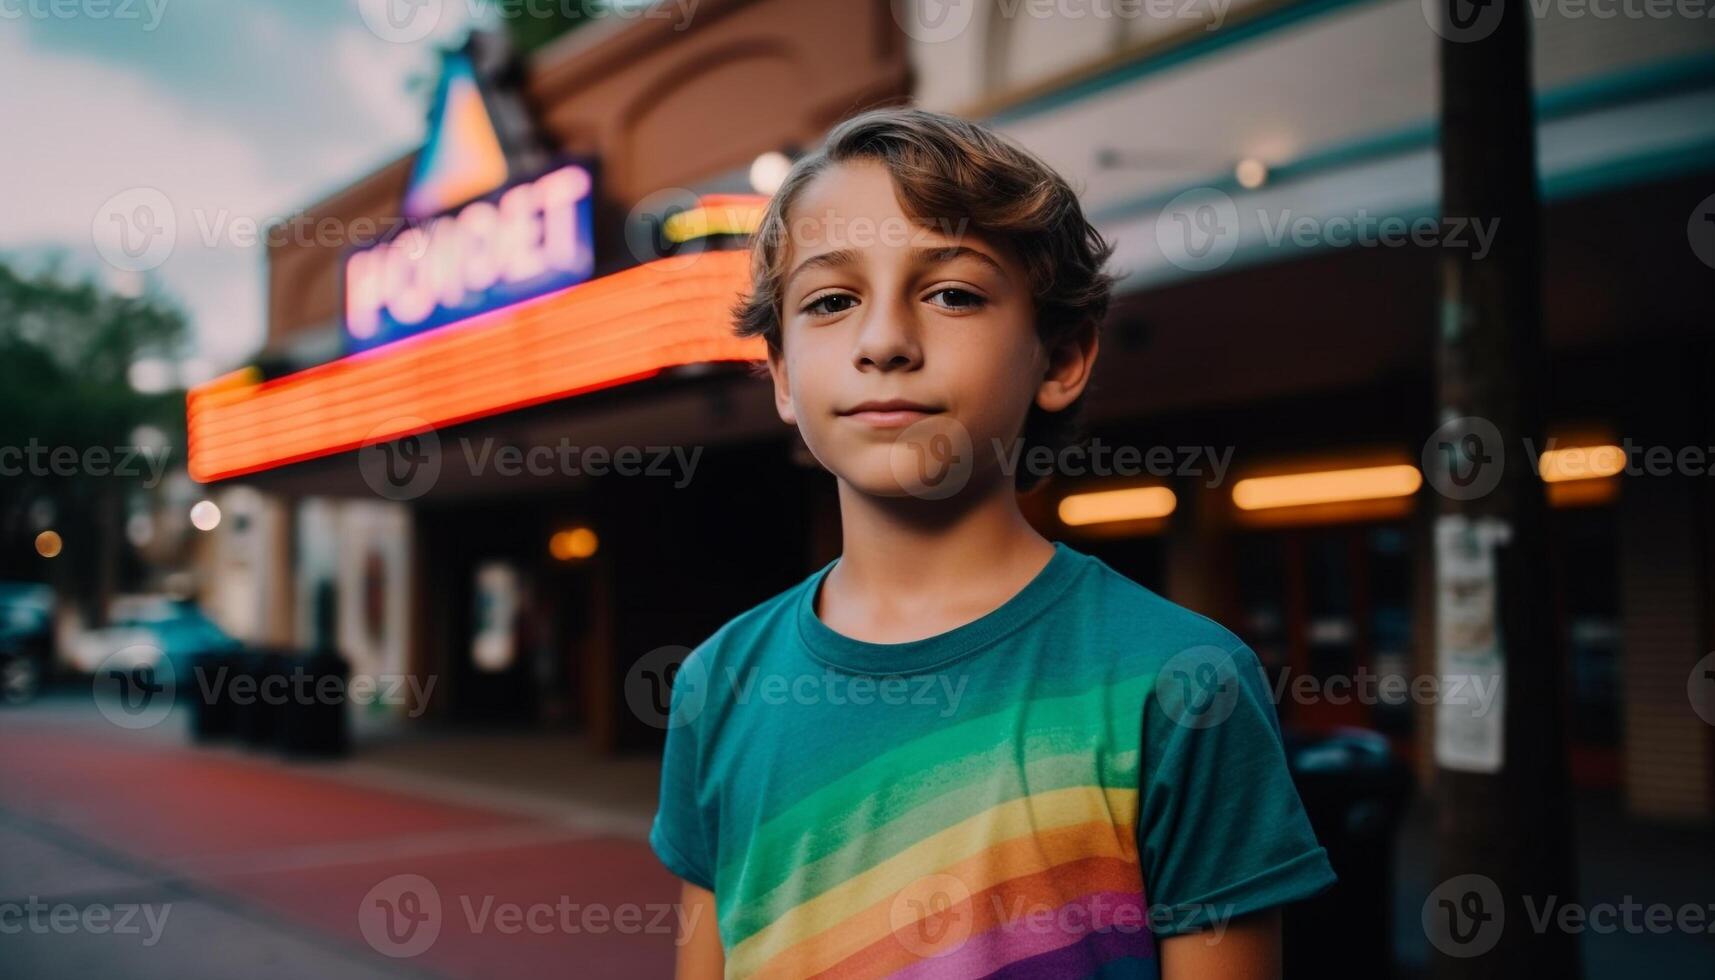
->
0 9 457 370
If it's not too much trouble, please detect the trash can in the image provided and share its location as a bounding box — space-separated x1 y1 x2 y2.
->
185 649 243 741
234 649 289 748
1281 727 1413 977
274 650 350 758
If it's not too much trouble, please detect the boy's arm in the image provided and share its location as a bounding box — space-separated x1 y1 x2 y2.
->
1159 908 1281 980
675 882 724 980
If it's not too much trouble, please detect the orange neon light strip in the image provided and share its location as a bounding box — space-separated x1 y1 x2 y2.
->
187 250 761 482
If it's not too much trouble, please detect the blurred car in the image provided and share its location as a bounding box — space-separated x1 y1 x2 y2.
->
0 582 55 704
62 596 243 685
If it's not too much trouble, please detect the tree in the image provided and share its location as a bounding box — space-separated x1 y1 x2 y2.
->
498 0 602 55
0 256 190 624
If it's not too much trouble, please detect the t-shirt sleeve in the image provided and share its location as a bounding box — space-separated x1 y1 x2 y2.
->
648 652 717 892
1137 642 1335 936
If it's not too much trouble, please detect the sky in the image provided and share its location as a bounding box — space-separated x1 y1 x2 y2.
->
0 0 495 383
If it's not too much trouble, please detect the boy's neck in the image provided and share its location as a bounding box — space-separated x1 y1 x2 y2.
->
817 476 1056 641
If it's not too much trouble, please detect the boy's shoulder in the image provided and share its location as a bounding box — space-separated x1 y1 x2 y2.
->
1076 550 1250 656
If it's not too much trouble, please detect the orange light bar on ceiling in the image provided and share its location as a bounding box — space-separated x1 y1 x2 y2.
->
1538 444 1626 482
1056 486 1178 526
187 250 761 482
1231 464 1424 511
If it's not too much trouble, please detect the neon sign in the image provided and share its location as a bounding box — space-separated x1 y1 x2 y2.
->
344 164 595 351
342 44 597 352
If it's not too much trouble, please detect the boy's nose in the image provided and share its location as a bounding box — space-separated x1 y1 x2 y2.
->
851 301 923 372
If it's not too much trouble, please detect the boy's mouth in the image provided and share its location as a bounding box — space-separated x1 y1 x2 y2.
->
836 399 944 428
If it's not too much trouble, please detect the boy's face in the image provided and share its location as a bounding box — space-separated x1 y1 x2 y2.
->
768 160 1068 498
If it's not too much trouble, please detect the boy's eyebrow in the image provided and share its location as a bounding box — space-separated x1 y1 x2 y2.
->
782 244 1011 293
784 248 860 291
911 245 1009 281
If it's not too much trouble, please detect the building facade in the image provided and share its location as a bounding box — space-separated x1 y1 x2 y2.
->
187 0 1714 818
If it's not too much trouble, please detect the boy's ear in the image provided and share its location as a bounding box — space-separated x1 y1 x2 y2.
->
767 345 797 426
1035 324 1100 413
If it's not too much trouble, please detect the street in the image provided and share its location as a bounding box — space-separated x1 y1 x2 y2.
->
0 696 681 979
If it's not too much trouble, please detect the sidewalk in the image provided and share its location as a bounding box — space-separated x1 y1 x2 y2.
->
0 694 682 980
1389 786 1715 978
332 711 664 840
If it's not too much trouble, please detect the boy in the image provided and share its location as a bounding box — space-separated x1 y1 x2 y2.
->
651 107 1334 979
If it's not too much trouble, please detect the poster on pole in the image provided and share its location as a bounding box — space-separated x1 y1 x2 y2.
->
1434 514 1509 773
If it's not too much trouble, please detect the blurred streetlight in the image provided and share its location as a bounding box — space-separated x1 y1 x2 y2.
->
189 500 221 531
549 527 598 561
1235 157 1269 190
749 151 792 196
34 530 62 558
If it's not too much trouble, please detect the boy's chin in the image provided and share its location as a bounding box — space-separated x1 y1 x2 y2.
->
826 444 980 502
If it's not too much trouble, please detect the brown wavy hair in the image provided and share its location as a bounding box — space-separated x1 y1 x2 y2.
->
733 106 1115 492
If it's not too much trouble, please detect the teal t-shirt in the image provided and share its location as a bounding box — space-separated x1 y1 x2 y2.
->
650 540 1335 978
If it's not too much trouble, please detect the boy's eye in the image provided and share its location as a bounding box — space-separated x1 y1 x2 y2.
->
926 288 985 311
803 293 857 316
